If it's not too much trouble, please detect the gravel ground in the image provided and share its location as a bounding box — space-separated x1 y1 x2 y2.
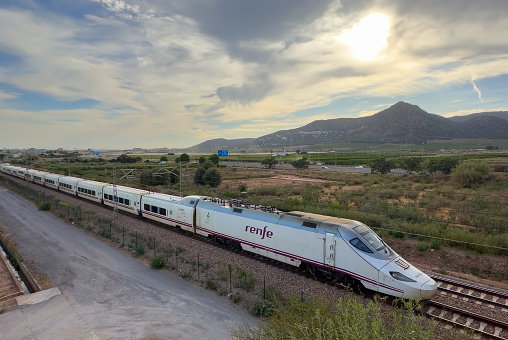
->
1 175 485 339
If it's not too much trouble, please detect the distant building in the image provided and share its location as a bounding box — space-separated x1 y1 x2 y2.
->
25 148 47 155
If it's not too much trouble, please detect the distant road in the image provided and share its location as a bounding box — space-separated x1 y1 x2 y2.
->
220 161 406 174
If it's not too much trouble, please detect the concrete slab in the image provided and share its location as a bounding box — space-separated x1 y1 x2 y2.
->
15 287 61 305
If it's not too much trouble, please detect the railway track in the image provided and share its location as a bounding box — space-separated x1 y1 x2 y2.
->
425 274 508 339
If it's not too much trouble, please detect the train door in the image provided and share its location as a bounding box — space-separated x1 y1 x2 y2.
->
324 233 335 267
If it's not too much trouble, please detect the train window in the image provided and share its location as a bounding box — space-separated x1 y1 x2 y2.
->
118 198 124 204
302 221 317 228
353 225 370 234
125 199 130 205
233 208 243 213
190 200 195 205
363 232 385 252
160 208 166 216
144 204 150 211
92 191 96 196
151 205 158 213
350 238 373 253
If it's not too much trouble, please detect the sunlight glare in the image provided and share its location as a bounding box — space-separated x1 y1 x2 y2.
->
337 13 390 61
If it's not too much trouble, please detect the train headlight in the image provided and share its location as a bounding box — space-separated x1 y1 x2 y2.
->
389 271 416 282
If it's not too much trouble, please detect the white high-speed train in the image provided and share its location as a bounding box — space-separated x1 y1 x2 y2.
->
1 164 437 299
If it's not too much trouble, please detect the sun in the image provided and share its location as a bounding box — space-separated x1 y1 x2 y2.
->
337 13 390 61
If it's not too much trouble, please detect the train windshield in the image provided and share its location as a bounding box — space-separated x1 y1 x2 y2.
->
353 225 385 252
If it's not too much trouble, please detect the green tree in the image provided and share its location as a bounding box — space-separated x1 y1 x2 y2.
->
160 155 168 162
115 154 141 163
202 160 216 170
203 168 222 187
261 157 278 169
199 156 206 164
451 160 490 187
209 153 220 165
400 157 422 174
180 153 190 163
174 156 180 163
194 167 206 185
428 157 459 175
291 157 310 170
371 158 395 174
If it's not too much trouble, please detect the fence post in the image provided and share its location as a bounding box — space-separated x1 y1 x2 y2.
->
263 276 266 300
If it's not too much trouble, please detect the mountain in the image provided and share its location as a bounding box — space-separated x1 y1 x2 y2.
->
189 138 255 152
189 102 508 151
448 111 508 122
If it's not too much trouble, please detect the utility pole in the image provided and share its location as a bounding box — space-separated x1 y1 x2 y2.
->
113 163 118 217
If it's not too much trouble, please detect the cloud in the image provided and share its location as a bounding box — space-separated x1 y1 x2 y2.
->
215 73 273 105
470 78 484 103
0 91 18 101
1 0 508 149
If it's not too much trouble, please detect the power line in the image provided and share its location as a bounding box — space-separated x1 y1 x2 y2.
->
371 226 508 251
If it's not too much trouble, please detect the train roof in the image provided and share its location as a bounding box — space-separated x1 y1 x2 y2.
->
103 185 151 195
197 197 365 234
76 179 110 187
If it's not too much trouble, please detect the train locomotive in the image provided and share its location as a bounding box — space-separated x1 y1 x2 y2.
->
1 163 437 299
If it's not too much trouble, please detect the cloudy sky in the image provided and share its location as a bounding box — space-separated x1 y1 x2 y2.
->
1 0 507 150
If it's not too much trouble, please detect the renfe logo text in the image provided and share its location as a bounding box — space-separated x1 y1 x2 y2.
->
245 225 273 239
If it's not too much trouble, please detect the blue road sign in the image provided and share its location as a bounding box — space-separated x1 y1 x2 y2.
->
218 150 229 157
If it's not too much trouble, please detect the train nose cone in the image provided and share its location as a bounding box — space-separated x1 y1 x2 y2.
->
420 279 438 299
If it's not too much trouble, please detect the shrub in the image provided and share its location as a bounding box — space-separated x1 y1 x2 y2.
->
235 266 257 292
135 245 145 256
99 229 111 239
237 296 435 339
238 183 248 192
451 160 490 188
430 239 441 250
229 292 241 304
417 242 430 252
150 256 166 269
205 278 220 291
250 298 275 317
38 202 51 211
